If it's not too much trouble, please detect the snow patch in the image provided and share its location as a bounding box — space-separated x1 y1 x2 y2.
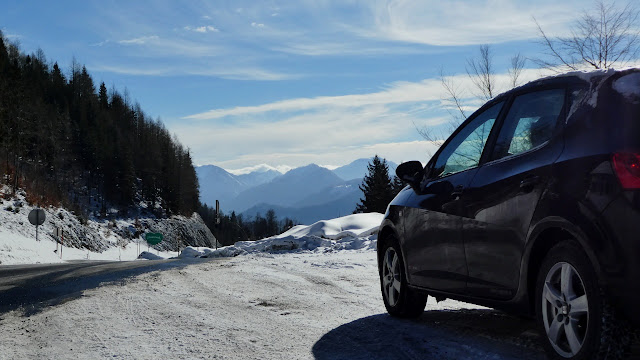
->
137 251 165 260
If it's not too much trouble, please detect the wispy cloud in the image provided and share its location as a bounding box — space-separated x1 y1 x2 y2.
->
272 42 427 56
227 164 291 175
183 79 444 120
351 0 578 46
92 64 302 81
176 68 552 168
118 35 159 45
184 25 219 33
184 69 548 121
90 39 110 47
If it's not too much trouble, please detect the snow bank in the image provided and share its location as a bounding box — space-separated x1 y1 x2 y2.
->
275 213 382 240
137 251 165 260
181 213 384 258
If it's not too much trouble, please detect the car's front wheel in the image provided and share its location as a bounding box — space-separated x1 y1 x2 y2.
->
536 241 630 360
379 237 426 318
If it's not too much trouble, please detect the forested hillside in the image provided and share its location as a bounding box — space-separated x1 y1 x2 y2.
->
0 32 199 218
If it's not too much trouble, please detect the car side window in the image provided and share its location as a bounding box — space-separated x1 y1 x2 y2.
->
432 102 503 178
490 89 565 161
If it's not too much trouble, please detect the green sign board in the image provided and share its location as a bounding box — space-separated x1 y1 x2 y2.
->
145 232 163 245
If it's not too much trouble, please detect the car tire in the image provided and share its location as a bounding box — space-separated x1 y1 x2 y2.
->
379 237 426 318
535 241 630 360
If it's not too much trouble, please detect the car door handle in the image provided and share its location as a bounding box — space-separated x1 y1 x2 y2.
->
520 176 540 189
451 185 464 197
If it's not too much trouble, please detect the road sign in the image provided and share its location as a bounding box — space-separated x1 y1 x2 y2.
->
28 208 46 242
145 232 163 245
28 209 46 226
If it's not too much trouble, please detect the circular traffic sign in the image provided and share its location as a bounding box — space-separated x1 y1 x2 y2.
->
28 209 46 226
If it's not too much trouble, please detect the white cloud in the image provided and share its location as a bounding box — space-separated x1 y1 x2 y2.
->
251 22 265 28
206 140 441 171
353 0 580 46
90 40 110 47
272 42 426 56
227 164 291 175
184 68 548 121
118 35 159 45
183 79 444 120
3 33 22 40
92 64 301 81
174 97 442 170
184 25 219 33
176 67 554 169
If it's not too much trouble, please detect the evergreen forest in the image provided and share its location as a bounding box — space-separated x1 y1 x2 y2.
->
0 32 199 218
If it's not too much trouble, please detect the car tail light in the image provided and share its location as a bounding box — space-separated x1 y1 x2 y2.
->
612 153 640 189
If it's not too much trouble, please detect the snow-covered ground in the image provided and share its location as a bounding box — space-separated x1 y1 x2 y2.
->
0 213 554 359
0 227 181 265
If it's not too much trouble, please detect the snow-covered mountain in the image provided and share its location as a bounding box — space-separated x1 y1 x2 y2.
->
196 165 244 207
197 159 406 224
231 164 344 213
235 169 281 188
239 178 362 224
332 158 399 181
196 165 282 208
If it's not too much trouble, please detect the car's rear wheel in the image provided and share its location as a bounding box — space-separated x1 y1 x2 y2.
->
379 237 426 318
536 241 630 359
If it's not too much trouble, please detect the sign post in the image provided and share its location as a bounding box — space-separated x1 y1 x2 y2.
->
28 209 46 242
54 227 63 259
215 200 220 250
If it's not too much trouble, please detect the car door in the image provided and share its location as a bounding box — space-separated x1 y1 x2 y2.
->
402 101 504 293
461 88 566 299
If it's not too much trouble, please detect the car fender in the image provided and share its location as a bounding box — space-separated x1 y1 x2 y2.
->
515 197 610 313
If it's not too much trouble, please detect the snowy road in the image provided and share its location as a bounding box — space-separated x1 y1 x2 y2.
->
0 259 183 315
0 251 556 360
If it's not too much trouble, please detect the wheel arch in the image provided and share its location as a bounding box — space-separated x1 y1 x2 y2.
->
377 221 397 251
523 217 604 314
377 221 404 273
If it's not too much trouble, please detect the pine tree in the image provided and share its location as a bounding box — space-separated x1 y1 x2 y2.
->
392 175 405 196
355 155 395 213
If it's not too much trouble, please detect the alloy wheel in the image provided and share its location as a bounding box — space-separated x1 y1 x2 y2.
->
541 262 589 358
382 247 402 307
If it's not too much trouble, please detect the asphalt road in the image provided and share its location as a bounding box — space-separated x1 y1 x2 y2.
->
0 258 195 315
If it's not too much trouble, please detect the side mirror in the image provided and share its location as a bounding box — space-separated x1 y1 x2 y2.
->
396 161 424 192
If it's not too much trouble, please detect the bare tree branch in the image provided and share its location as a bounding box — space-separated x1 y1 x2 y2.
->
508 53 527 88
466 44 495 100
533 17 579 71
440 68 468 123
414 69 467 148
534 0 640 71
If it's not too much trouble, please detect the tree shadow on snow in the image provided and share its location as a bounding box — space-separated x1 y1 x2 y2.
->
312 309 547 360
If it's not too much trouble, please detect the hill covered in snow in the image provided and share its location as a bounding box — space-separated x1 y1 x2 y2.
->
0 186 219 265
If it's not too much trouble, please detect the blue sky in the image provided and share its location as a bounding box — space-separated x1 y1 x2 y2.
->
2 0 590 172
